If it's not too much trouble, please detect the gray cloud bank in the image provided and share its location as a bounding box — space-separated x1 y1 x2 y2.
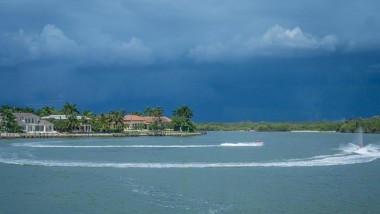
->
1 23 343 66
1 0 380 121
188 25 341 62
1 0 379 66
1 24 153 66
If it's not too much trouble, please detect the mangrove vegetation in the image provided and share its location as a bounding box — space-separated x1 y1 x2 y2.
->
197 116 380 133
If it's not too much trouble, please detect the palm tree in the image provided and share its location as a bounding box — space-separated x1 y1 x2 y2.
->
107 111 116 130
13 107 35 113
173 105 193 119
0 105 11 113
0 108 22 133
172 105 195 132
37 106 55 117
82 110 95 118
130 111 143 116
62 103 79 115
144 106 153 116
67 113 79 132
61 103 80 132
107 110 125 131
143 106 165 131
116 109 126 131
95 113 109 132
148 106 161 123
154 106 164 117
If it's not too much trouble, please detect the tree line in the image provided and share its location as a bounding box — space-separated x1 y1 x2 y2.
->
0 103 196 133
197 116 380 133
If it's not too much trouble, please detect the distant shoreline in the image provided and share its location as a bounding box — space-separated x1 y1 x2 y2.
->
196 116 380 133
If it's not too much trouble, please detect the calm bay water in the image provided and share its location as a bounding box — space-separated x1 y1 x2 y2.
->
1 131 380 213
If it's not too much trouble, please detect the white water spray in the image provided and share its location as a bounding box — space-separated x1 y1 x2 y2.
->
2 143 380 168
358 126 364 147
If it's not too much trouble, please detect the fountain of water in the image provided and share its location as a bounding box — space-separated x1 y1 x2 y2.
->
357 127 364 147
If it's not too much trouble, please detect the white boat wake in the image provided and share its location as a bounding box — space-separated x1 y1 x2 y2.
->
338 143 380 155
12 142 264 148
220 142 263 147
1 143 379 169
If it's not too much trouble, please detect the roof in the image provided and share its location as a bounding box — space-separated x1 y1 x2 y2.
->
123 115 171 124
38 119 53 126
144 116 171 123
160 116 171 123
16 120 27 126
41 115 90 120
41 114 67 120
13 112 39 118
16 119 53 126
10 112 53 126
123 115 146 121
42 115 68 120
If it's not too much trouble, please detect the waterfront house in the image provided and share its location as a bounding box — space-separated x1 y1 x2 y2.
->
13 113 54 133
123 114 171 130
41 115 92 133
123 115 146 130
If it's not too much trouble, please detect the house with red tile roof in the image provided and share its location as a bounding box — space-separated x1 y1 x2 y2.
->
123 114 171 130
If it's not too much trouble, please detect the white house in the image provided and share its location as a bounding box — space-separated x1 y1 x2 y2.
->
13 113 54 133
41 114 92 133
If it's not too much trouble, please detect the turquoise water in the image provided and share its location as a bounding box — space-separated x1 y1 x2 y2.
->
1 131 380 213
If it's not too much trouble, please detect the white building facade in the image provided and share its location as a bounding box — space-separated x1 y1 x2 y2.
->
41 115 92 133
13 113 54 133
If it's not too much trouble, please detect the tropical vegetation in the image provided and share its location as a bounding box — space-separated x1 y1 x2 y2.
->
2 103 380 134
197 116 380 133
171 105 196 132
0 107 23 133
0 103 197 133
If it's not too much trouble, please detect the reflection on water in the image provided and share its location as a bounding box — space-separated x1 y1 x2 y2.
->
1 131 380 213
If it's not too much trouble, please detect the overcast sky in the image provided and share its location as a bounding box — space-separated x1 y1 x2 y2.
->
1 0 380 121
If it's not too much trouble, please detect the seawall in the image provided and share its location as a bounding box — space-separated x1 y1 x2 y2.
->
0 131 205 139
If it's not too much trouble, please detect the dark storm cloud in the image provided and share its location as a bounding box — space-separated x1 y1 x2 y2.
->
188 25 341 63
1 0 379 64
0 24 153 66
1 0 380 121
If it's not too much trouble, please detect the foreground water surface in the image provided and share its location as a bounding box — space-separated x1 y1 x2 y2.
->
1 131 380 213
